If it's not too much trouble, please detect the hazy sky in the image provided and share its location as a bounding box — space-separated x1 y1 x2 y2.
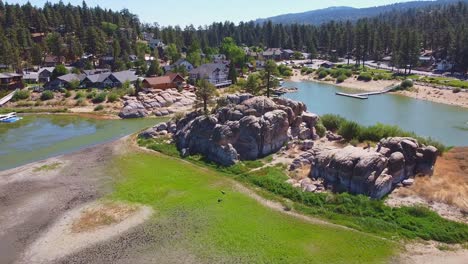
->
7 0 417 26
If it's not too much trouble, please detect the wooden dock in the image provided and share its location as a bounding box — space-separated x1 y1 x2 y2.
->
0 89 18 106
336 85 398 100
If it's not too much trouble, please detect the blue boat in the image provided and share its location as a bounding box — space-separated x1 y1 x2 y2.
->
0 112 22 123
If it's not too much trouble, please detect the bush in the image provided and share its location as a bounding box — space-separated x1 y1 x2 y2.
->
12 90 30 101
86 91 96 99
315 122 326 138
321 114 346 131
94 104 104 111
92 92 107 104
401 79 414 89
107 93 119 103
40 90 54 101
338 120 361 141
358 72 372 81
336 75 347 83
75 97 86 106
317 70 328 79
64 90 72 98
453 88 461 94
74 91 85 99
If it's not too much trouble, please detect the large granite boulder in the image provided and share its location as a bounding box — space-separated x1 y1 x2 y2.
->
173 95 316 165
119 100 148 119
310 137 439 199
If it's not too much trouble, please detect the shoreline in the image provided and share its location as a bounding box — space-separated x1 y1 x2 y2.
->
289 70 468 109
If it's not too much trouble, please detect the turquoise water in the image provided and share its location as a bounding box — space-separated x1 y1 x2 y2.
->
0 115 162 171
283 81 468 146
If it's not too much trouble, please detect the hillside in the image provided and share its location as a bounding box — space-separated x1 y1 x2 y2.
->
255 0 468 24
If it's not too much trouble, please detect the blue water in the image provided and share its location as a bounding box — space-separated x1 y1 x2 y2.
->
283 81 468 146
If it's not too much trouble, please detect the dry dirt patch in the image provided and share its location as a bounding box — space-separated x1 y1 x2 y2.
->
20 201 153 264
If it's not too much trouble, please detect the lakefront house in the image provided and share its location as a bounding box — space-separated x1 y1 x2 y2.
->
189 63 232 88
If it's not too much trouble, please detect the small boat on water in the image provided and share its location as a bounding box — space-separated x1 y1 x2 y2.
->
0 112 22 123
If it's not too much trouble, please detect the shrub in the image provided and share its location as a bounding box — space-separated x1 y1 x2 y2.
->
75 98 86 106
40 90 54 101
12 90 30 101
94 104 104 111
318 70 328 79
86 91 96 99
315 122 326 138
336 75 347 83
64 90 72 98
358 72 372 81
338 120 361 141
107 93 119 103
92 92 107 103
401 79 414 89
74 91 85 99
453 88 461 94
321 114 346 131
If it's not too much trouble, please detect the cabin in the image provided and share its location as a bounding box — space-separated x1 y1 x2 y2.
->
44 74 85 90
189 63 231 88
143 73 185 90
164 59 194 73
43 55 65 67
148 38 165 49
0 73 23 90
282 49 295 60
262 48 283 61
23 72 39 84
82 70 138 88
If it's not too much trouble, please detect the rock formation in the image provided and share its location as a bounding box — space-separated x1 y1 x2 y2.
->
119 88 196 118
145 94 320 166
308 137 438 198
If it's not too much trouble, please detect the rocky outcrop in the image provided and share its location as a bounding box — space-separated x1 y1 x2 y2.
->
119 88 196 119
310 137 439 199
170 95 319 166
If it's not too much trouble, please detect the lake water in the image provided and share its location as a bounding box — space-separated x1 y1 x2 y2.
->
283 81 468 146
0 115 161 171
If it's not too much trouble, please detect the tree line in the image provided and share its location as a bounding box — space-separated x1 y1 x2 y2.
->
0 1 467 74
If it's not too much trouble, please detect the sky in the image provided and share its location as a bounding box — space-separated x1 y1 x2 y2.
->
7 0 417 26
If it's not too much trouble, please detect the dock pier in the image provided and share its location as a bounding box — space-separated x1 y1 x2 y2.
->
335 85 398 100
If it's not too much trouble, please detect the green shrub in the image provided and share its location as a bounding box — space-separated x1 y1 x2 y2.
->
318 70 328 79
315 122 326 138
64 90 72 98
401 79 414 89
75 97 86 106
74 91 85 99
94 104 104 111
358 72 372 81
107 93 119 103
92 92 107 103
12 90 30 101
86 91 96 99
40 90 54 101
336 75 347 83
321 114 346 131
338 120 361 141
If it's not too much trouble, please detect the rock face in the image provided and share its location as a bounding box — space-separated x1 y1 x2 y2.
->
310 137 439 199
119 88 196 119
173 95 319 166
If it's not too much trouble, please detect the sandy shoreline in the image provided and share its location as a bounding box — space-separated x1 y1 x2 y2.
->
289 70 468 109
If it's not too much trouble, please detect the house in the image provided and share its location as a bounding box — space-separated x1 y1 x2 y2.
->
23 72 39 84
99 56 115 68
142 32 154 42
143 73 185 90
189 63 231 88
148 38 165 49
38 67 55 83
282 49 295 60
435 60 454 72
82 70 138 88
320 62 335 68
262 48 283 61
44 74 85 90
211 54 227 63
83 69 111 76
164 59 194 73
43 55 65 67
31 32 46 43
419 56 435 67
0 73 23 90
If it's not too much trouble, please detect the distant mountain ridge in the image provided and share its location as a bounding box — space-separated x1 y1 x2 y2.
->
255 0 468 24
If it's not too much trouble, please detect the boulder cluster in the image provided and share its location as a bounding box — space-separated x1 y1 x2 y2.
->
291 137 438 198
119 89 196 119
151 94 320 166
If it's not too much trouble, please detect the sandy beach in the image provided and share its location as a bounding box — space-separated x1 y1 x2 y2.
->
290 70 468 109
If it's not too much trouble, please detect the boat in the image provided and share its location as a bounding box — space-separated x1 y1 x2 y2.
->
0 112 22 123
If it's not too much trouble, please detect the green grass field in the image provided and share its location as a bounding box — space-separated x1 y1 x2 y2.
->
109 152 397 263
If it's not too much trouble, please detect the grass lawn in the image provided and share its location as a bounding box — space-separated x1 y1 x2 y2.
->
109 152 397 264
